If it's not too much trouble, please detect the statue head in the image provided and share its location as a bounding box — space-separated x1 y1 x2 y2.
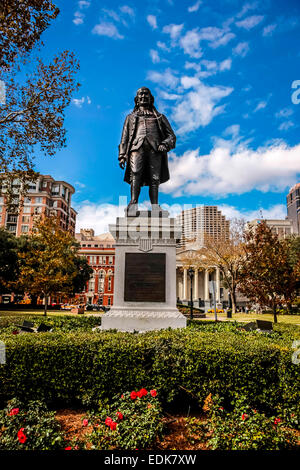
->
134 87 154 110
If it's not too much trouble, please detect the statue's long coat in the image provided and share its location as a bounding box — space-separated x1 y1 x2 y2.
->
118 109 176 186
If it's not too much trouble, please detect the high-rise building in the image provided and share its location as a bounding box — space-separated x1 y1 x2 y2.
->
247 218 294 239
287 183 300 235
176 206 230 248
0 174 77 236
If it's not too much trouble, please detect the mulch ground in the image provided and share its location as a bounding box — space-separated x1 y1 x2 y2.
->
55 409 210 450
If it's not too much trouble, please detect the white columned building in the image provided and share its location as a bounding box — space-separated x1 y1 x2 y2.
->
176 250 227 312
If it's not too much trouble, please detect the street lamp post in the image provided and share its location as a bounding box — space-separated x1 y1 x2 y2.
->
188 267 194 320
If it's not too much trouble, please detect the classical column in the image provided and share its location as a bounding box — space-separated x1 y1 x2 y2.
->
183 268 188 300
204 269 210 301
194 268 199 300
216 267 220 302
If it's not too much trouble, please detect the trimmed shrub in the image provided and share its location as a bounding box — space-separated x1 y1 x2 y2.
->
0 323 299 416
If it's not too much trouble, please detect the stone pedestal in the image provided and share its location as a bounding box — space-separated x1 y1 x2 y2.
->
101 209 186 332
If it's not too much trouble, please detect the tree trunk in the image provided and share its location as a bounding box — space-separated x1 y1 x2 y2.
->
44 295 48 317
273 304 278 324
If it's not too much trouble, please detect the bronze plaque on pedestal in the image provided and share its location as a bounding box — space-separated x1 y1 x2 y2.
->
124 253 166 302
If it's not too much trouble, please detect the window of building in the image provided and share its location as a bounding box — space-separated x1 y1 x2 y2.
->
107 297 111 306
98 297 103 305
102 257 106 264
21 225 29 233
0 197 3 204
34 207 42 214
42 181 47 188
109 256 113 264
23 206 31 214
29 183 36 191
35 197 42 204
24 197 31 204
53 201 58 208
0 206 3 213
88 279 95 292
108 277 111 291
52 185 59 195
22 216 30 223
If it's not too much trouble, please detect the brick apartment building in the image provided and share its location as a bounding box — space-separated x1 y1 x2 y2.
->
75 229 115 306
0 174 77 236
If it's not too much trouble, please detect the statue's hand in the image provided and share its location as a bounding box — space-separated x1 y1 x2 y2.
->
158 144 167 152
119 157 126 169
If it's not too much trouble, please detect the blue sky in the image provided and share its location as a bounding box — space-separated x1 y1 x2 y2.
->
33 0 300 233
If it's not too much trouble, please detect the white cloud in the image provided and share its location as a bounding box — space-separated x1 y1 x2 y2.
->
179 26 235 58
188 1 202 13
75 203 122 234
78 0 90 9
120 5 135 17
171 82 233 134
219 58 232 71
147 15 157 29
147 69 179 88
150 49 160 63
161 141 300 197
276 108 293 119
163 23 184 40
263 24 277 36
157 41 170 51
254 101 267 112
233 41 249 57
73 11 84 25
180 29 203 58
92 22 124 39
279 121 294 131
219 204 287 222
236 15 264 30
72 96 92 108
236 2 258 19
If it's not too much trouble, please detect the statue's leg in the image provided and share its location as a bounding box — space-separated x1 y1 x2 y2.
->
148 148 162 208
128 150 144 207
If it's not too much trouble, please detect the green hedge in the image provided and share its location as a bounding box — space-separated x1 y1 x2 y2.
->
0 323 299 414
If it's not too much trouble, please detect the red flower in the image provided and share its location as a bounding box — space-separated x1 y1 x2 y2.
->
121 394 124 399
150 389 157 397
116 412 123 420
65 447 72 450
105 417 112 426
82 419 88 427
140 388 148 397
274 418 281 425
109 421 117 431
9 408 19 416
12 330 19 335
219 407 224 411
17 428 27 444
241 413 248 421
130 391 137 400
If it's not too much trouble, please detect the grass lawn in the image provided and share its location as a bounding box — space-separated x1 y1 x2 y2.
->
0 310 76 317
204 311 300 325
0 309 300 325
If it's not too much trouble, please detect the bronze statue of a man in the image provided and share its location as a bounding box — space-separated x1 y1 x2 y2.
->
118 87 176 211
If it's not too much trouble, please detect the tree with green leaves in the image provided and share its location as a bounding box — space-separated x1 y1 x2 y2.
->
0 0 80 204
238 221 300 323
0 227 19 295
16 217 92 315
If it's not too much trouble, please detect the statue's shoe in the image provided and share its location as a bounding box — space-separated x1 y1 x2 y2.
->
126 202 138 216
